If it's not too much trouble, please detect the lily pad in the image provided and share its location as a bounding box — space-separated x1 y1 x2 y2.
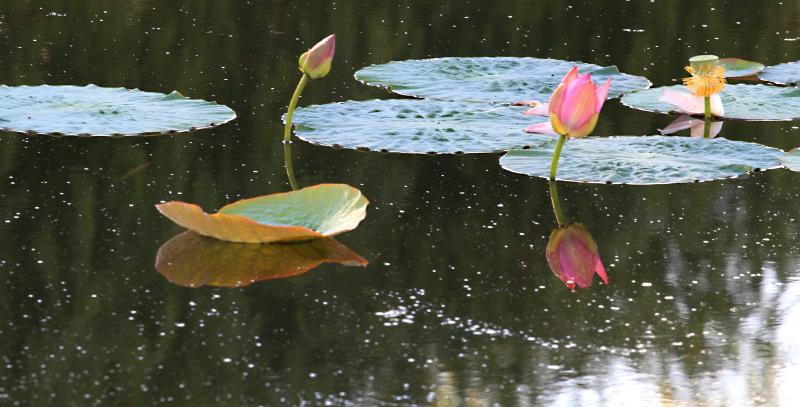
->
719 58 765 78
155 231 367 288
780 148 800 171
758 60 800 85
0 84 236 136
156 184 369 243
355 57 651 103
499 136 783 185
621 84 800 121
292 99 550 154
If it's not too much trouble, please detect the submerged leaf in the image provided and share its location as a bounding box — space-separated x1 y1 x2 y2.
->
156 184 369 243
355 57 651 103
292 99 551 154
499 136 783 184
0 84 236 136
156 231 367 288
622 84 800 121
758 60 800 85
718 58 765 78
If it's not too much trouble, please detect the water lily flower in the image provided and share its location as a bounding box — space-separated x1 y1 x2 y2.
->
546 223 608 289
298 34 336 79
524 67 611 179
659 115 723 138
661 55 726 119
659 89 725 117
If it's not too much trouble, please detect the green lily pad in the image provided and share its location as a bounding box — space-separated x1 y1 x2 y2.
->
156 184 369 243
758 60 800 85
499 136 783 185
719 58 765 78
155 231 367 288
354 57 651 103
292 99 549 154
780 148 800 171
621 84 800 121
0 84 236 136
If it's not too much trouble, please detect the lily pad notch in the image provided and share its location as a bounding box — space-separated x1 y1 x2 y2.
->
0 84 236 136
156 184 369 244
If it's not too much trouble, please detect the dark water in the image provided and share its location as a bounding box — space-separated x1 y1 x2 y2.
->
1 1 800 405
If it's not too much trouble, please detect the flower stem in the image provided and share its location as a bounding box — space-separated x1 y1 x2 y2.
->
549 180 566 227
549 134 567 181
283 73 310 142
704 96 712 120
283 141 299 190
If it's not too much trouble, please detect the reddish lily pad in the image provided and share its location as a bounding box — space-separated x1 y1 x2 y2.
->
155 231 367 288
156 184 369 243
719 58 765 78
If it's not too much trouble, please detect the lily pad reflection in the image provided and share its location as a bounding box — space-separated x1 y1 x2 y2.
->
155 231 367 288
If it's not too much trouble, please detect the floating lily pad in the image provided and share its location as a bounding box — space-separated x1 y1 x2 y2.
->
0 84 236 136
292 99 550 154
355 57 651 103
780 148 800 172
499 136 783 184
621 84 800 121
719 58 765 78
155 231 367 288
758 60 800 85
156 184 369 243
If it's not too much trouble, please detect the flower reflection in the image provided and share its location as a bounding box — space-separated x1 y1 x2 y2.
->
546 181 608 289
660 115 724 138
155 231 367 287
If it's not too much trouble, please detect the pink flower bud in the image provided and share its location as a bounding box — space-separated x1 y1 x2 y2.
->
299 34 336 79
546 67 611 138
546 223 608 289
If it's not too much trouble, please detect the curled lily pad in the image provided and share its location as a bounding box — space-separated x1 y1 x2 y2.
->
292 99 549 154
718 58 765 78
0 84 236 136
155 231 367 288
499 136 783 185
780 148 800 172
355 57 651 104
156 184 369 243
758 60 800 85
621 84 800 121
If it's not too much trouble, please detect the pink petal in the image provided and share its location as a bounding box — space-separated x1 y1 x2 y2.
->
560 74 597 131
594 78 612 112
524 122 557 135
523 102 549 116
709 94 725 117
560 66 580 85
594 256 608 285
659 89 705 115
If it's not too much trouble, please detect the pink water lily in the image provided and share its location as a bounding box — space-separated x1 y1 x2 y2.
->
525 66 611 138
299 34 336 79
659 88 725 117
546 223 608 289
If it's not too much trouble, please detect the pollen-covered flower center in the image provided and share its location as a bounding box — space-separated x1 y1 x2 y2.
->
682 65 727 97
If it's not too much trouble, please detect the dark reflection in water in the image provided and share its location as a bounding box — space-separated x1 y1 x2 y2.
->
0 0 800 405
156 231 367 287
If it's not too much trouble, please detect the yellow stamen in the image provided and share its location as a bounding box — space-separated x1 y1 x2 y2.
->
683 65 726 97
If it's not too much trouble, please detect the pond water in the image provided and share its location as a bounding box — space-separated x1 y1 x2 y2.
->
1 1 800 405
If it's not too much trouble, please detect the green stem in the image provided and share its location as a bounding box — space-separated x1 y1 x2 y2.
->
283 141 299 190
704 95 712 120
283 73 310 142
549 134 567 181
703 118 712 138
549 180 566 227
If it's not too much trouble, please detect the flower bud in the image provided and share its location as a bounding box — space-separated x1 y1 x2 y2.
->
299 34 336 79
